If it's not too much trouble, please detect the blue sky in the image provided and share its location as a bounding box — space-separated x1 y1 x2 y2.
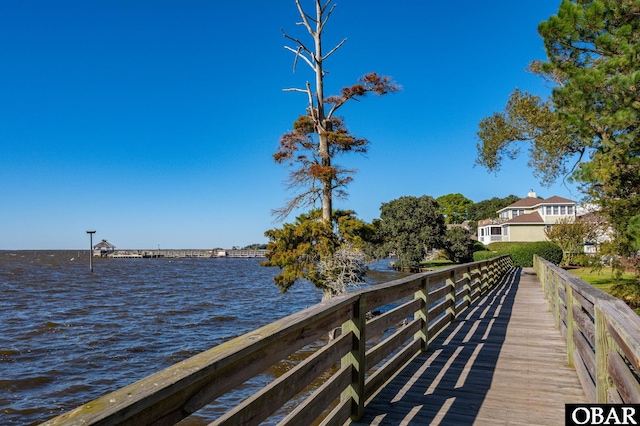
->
1 0 578 250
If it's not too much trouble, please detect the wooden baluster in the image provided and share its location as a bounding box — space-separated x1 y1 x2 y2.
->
463 266 472 308
446 270 456 321
480 262 489 295
414 276 429 352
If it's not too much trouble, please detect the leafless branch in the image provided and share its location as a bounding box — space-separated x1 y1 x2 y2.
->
304 81 316 121
281 30 313 55
319 2 337 31
322 38 346 62
271 186 321 222
326 101 342 119
295 0 315 35
284 45 315 71
283 87 309 93
316 243 367 296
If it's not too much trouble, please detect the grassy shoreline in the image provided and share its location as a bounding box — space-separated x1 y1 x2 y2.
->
566 266 639 314
566 266 636 293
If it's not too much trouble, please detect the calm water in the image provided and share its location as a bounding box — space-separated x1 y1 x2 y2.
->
0 250 402 425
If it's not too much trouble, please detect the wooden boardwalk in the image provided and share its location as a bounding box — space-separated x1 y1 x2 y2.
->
352 267 586 426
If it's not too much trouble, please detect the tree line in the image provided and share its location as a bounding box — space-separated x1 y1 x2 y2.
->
262 0 640 300
262 193 518 299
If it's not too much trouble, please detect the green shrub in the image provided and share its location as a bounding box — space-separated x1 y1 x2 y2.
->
472 250 499 262
570 254 592 267
473 241 563 267
473 241 489 252
487 241 526 251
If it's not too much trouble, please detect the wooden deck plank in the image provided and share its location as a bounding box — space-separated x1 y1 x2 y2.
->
351 268 585 425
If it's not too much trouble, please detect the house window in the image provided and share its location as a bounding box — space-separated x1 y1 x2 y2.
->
504 227 508 236
553 206 559 215
481 229 485 236
490 228 502 235
560 206 566 215
546 206 552 215
567 206 573 215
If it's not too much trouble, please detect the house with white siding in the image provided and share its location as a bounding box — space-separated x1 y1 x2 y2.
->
477 190 577 245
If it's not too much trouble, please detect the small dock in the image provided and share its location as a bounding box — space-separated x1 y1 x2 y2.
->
105 249 268 259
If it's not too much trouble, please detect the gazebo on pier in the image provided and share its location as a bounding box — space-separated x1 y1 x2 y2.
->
93 239 116 257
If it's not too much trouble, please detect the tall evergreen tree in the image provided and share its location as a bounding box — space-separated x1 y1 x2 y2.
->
476 0 640 253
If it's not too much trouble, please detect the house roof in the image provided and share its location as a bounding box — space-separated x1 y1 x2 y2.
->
504 212 545 224
503 197 543 209
498 195 577 213
94 239 116 249
543 195 576 204
478 218 507 227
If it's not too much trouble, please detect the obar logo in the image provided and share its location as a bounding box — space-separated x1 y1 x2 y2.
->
566 405 640 425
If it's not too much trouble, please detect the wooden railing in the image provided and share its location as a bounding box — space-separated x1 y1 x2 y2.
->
43 255 513 426
534 255 640 403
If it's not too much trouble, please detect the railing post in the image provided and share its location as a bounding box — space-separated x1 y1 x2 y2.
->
552 272 560 329
463 266 472 307
341 295 367 420
543 263 551 302
566 282 575 367
487 261 495 290
496 256 504 278
446 270 456 320
547 266 554 304
414 276 429 352
595 304 614 403
480 261 489 295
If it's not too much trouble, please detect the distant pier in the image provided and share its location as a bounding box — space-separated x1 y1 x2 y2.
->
102 249 268 259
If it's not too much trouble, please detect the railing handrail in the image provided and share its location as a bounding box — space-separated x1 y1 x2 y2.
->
42 255 514 426
533 255 640 404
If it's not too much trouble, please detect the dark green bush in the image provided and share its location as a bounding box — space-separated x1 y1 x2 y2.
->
473 241 489 252
473 241 563 267
487 241 526 251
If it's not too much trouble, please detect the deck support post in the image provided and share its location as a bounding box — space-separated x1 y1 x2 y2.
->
341 295 367 420
415 276 430 352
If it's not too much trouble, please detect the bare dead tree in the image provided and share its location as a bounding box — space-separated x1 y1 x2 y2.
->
276 0 400 224
315 242 367 300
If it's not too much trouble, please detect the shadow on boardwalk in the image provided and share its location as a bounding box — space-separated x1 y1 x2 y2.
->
353 267 584 425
